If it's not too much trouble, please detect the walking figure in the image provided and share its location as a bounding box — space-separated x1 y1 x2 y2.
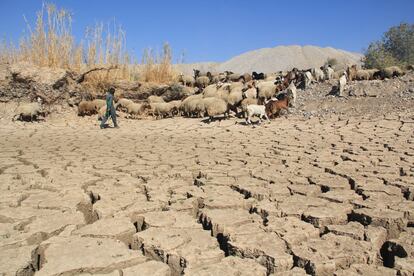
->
100 87 119 129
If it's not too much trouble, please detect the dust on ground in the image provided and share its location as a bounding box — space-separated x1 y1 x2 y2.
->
1 70 414 275
1 96 414 275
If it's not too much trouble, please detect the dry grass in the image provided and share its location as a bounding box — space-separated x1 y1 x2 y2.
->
141 42 178 83
0 3 177 93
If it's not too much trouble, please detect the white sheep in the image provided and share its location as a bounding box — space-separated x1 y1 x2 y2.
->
304 71 313 88
217 73 227 83
229 81 244 91
178 74 195 87
215 83 232 102
242 87 257 99
381 66 404 79
227 73 242 82
286 82 297 107
227 88 243 107
333 69 346 79
202 84 219 98
355 70 370 80
194 99 206 118
245 104 270 125
13 102 44 122
240 98 258 118
323 66 334 80
311 67 325 82
126 102 148 118
195 76 210 88
226 84 245 115
92 99 106 111
338 73 347 97
148 95 165 103
168 100 182 108
256 81 276 101
116 98 134 111
150 102 177 119
97 105 107 120
265 72 278 81
180 94 203 117
203 97 228 122
168 100 182 116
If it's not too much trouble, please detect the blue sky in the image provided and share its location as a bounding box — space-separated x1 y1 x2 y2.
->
0 0 413 63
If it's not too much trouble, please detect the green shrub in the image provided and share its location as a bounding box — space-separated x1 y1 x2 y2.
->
364 23 414 69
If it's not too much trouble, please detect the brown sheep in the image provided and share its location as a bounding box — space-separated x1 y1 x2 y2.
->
78 101 97 116
347 65 358 81
242 73 252 83
265 95 289 118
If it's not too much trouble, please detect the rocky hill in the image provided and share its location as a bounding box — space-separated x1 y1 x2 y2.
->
176 45 363 74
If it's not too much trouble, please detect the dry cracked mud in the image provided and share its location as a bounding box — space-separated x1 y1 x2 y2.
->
0 111 413 276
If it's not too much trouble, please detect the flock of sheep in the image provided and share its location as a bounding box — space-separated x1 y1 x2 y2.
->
13 64 412 123
76 71 298 124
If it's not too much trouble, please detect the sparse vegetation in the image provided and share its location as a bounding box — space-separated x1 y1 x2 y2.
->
0 3 177 93
364 23 414 69
141 42 178 83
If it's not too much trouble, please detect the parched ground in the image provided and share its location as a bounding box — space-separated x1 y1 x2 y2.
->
0 71 414 276
0 105 413 275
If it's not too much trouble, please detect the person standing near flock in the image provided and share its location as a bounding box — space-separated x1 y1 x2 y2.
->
100 87 119 129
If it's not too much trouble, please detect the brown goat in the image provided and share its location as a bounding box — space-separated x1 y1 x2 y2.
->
347 65 359 81
265 94 289 118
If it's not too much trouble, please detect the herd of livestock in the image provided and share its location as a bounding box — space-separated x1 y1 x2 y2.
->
13 63 413 123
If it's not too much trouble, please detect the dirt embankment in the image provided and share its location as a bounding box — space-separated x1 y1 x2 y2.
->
1 61 414 122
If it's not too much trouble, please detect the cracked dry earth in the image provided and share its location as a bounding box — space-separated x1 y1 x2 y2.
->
0 113 414 276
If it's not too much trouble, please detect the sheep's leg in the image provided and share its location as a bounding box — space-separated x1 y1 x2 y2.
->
264 113 270 123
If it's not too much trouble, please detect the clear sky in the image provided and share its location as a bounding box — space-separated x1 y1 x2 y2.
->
0 0 413 63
